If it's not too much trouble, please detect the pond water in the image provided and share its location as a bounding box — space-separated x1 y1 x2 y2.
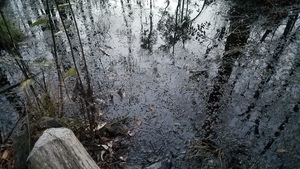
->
1 0 300 168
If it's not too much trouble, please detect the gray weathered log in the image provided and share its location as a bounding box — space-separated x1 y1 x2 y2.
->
27 127 100 169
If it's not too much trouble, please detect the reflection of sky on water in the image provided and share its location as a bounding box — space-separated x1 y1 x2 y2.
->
0 96 19 135
2 0 300 167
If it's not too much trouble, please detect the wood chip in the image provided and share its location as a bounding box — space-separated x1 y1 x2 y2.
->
276 148 287 153
1 150 8 159
136 118 142 126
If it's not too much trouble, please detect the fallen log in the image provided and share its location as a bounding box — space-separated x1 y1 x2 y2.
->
27 127 100 169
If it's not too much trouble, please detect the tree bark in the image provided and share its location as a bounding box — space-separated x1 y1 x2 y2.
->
27 127 99 169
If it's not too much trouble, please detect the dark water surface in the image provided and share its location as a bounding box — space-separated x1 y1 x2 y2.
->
1 0 300 168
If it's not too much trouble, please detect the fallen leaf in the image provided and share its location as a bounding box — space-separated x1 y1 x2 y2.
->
107 141 113 148
63 68 77 79
98 110 105 116
54 30 63 36
127 130 135 137
21 79 33 90
57 2 76 9
32 59 52 67
30 18 48 27
276 148 287 153
135 118 142 126
149 104 155 111
102 144 109 150
285 55 293 62
117 88 126 100
119 156 128 161
94 98 105 104
2 150 8 159
96 122 107 130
